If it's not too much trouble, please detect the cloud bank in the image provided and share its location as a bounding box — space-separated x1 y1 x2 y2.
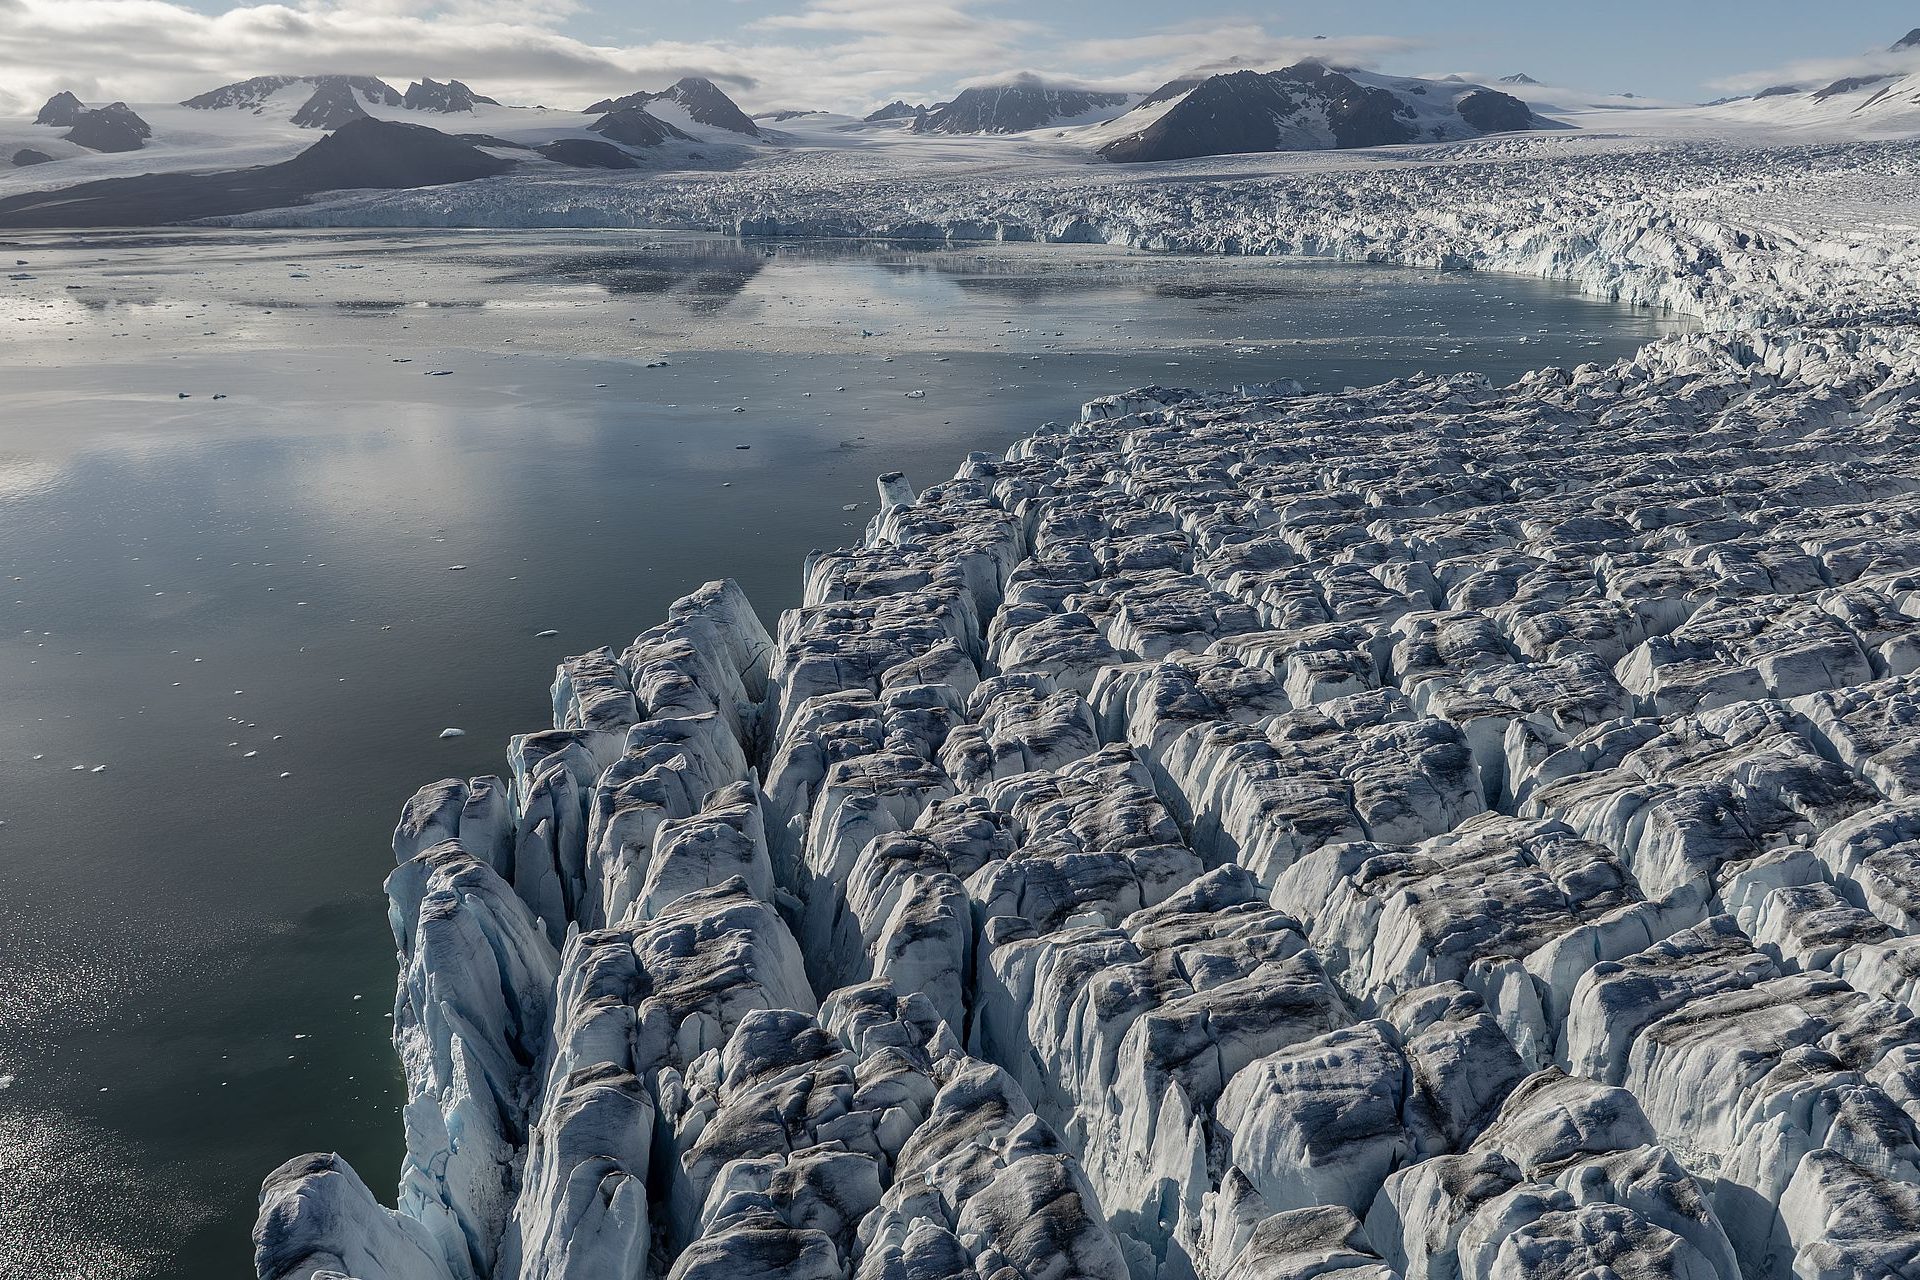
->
1708 34 1920 96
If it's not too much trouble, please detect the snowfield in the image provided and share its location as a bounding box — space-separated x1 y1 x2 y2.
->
242 114 1920 1280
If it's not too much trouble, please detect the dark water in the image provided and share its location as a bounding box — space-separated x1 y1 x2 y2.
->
0 229 1689 1279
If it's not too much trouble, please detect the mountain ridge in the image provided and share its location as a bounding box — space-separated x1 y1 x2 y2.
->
1096 62 1536 164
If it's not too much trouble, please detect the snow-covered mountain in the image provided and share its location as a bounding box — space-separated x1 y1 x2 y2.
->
912 74 1132 134
1706 70 1920 135
863 100 928 123
1693 27 1920 136
289 80 375 130
1093 62 1536 163
183 75 402 114
0 72 753 196
585 77 759 138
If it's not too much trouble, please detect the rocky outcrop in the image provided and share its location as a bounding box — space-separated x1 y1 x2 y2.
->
290 81 371 131
863 100 928 123
63 102 150 153
589 106 694 149
34 90 84 126
405 79 497 113
11 148 54 167
536 139 640 170
1455 88 1533 133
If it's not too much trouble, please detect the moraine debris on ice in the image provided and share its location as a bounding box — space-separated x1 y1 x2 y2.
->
258 318 1920 1280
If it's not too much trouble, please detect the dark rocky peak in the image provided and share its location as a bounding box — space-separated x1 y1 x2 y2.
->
1498 73 1541 86
11 148 55 167
64 102 151 153
657 77 758 135
1455 88 1533 132
291 81 370 130
403 79 498 113
585 77 758 137
1893 28 1920 51
863 100 928 122
537 138 640 169
589 105 694 148
35 91 86 126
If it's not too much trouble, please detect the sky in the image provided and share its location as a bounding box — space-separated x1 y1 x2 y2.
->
1 0 1917 117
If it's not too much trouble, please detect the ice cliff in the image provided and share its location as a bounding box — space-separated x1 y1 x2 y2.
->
255 144 1920 1280
225 136 1920 333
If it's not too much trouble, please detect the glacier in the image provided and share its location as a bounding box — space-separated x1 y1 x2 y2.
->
254 136 1920 1280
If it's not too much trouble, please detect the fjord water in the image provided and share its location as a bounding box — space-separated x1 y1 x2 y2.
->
0 229 1687 1279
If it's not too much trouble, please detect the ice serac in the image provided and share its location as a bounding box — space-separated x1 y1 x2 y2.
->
385 839 558 1278
256 177 1920 1280
254 1153 457 1280
261 572 1140 1280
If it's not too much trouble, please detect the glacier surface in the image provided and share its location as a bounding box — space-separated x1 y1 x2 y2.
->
254 139 1920 1280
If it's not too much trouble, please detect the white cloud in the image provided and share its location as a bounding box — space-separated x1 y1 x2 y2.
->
0 0 1442 117
1065 25 1422 87
1707 42 1920 96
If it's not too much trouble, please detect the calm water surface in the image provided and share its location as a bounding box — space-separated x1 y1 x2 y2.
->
0 230 1689 1279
